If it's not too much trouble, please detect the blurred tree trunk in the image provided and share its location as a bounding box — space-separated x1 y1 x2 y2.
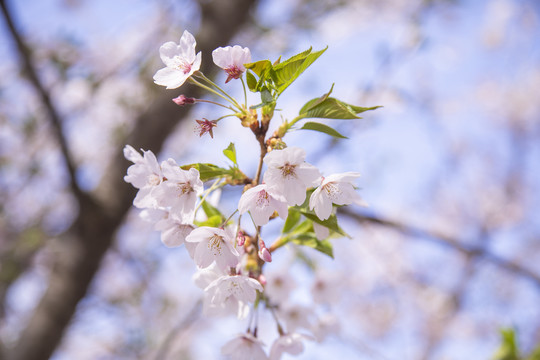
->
1 1 258 359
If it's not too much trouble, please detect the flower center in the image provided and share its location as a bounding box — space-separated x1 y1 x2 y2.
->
147 173 161 186
323 182 341 201
256 190 270 207
173 56 192 74
225 65 243 83
178 182 193 196
208 234 224 256
279 163 297 179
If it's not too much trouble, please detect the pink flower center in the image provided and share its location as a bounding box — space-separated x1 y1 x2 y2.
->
178 182 193 195
173 56 192 74
256 190 270 207
225 65 244 83
279 163 297 179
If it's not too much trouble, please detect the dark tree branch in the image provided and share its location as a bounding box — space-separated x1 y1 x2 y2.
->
340 208 540 290
0 0 82 198
3 1 258 359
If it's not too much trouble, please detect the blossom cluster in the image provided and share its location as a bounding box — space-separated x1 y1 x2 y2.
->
124 30 377 359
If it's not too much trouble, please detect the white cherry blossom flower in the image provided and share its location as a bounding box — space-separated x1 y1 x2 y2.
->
152 159 203 217
263 147 320 206
309 172 366 220
212 45 251 83
221 333 268 360
311 270 342 304
153 30 202 89
207 274 263 303
269 333 313 360
312 313 340 342
238 184 288 226
154 210 195 248
278 304 315 333
265 272 296 303
312 222 330 240
123 145 163 209
185 226 239 270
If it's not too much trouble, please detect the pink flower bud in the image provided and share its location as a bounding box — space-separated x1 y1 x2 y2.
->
237 231 246 247
258 247 272 263
172 95 195 106
258 274 267 286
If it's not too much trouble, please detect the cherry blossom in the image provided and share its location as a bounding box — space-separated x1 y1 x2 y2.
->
278 304 315 333
205 274 263 308
212 45 251 83
309 172 366 220
264 272 296 303
312 313 340 342
192 264 246 318
263 147 320 206
311 271 342 304
195 118 218 138
185 226 239 270
221 333 268 360
153 210 194 248
151 159 203 216
153 30 201 89
123 145 163 209
269 333 313 360
238 184 288 226
312 222 330 240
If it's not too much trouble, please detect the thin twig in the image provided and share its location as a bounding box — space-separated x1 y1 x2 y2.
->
340 208 540 290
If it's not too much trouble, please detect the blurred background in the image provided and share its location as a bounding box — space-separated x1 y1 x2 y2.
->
1 0 540 359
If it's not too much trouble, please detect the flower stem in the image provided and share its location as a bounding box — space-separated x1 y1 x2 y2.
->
194 177 223 215
241 76 248 107
188 76 242 111
195 72 243 111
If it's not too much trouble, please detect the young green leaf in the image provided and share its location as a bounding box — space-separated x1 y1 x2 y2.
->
299 121 348 139
291 233 334 258
246 71 258 92
223 142 237 165
201 200 223 220
181 163 231 181
300 211 349 238
282 208 301 234
300 97 381 120
273 47 327 95
194 214 222 228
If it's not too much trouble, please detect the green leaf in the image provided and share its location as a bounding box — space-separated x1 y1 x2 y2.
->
245 60 275 92
223 142 237 165
201 200 223 220
300 84 334 113
299 121 348 139
246 71 258 92
273 47 327 95
493 329 519 360
300 211 349 237
181 163 231 181
261 88 274 104
282 208 301 234
245 60 273 77
194 214 222 228
300 96 382 120
291 233 334 258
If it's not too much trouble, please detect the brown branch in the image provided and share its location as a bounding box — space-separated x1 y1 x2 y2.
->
4 1 259 359
0 0 82 198
340 208 540 290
